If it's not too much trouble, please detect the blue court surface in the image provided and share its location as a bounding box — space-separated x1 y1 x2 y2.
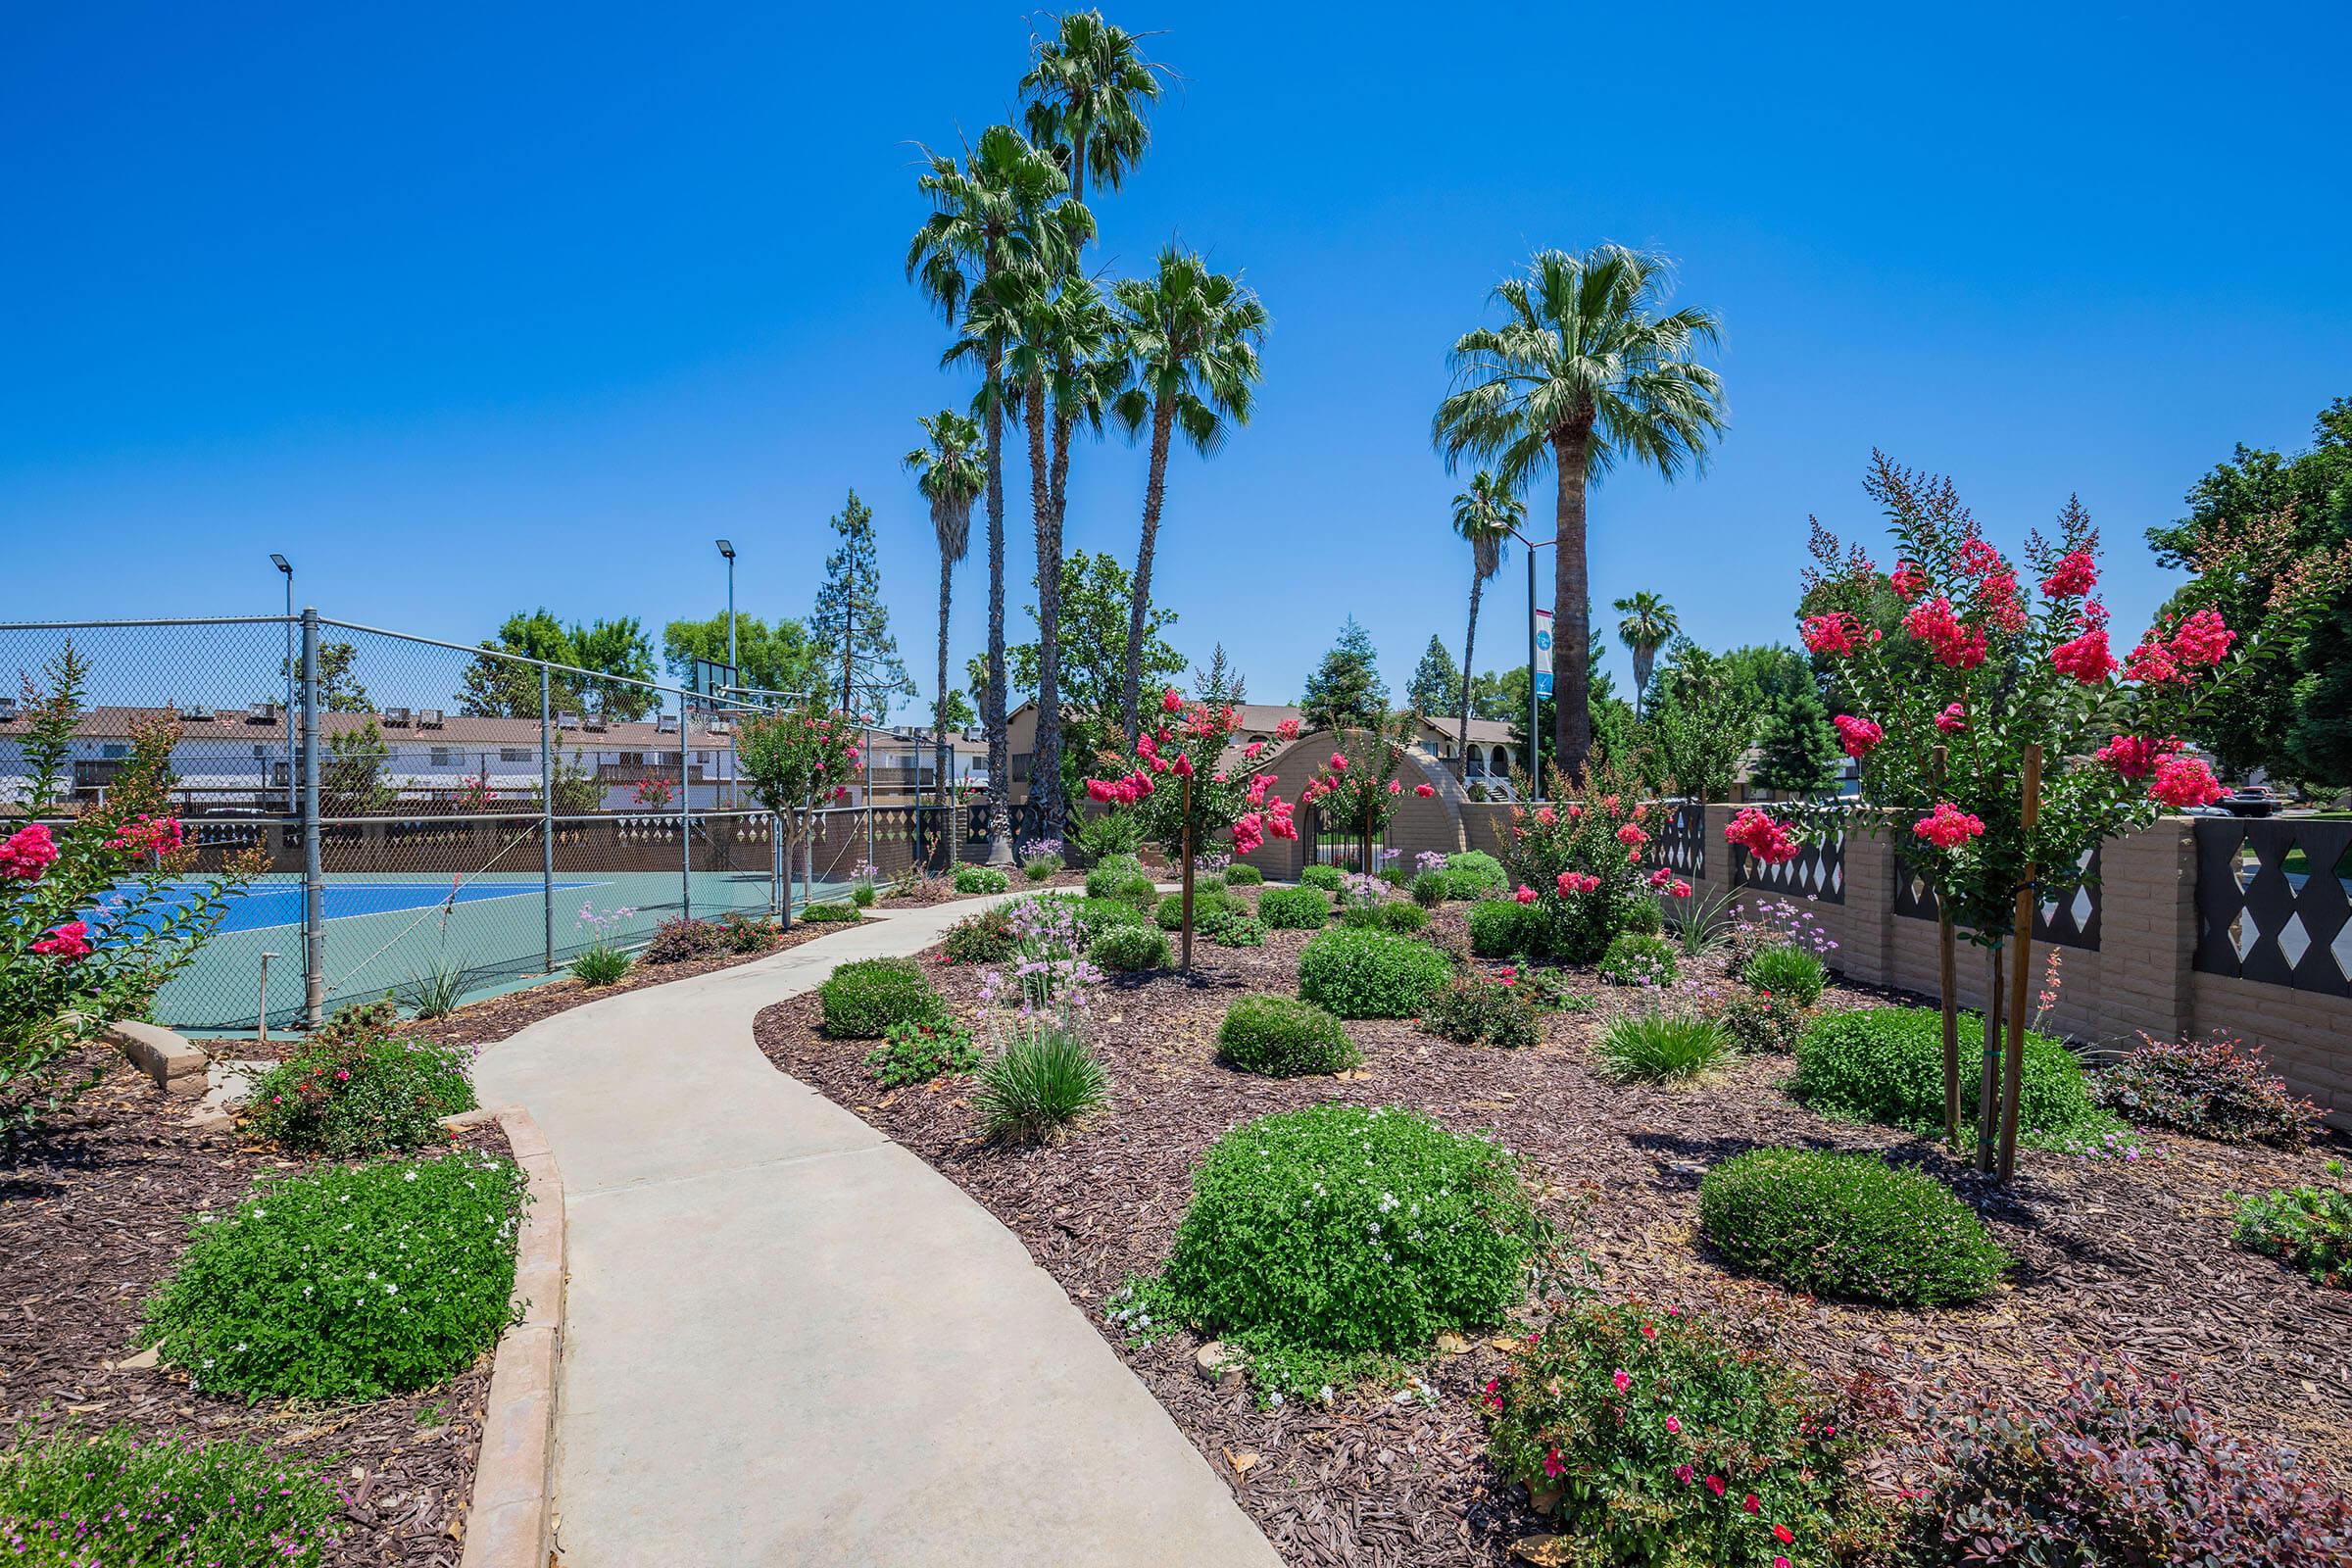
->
205 878 595 933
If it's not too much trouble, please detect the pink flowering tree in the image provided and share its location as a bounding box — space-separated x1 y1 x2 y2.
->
1778 456 2329 1178
736 701 861 927
1496 756 1690 962
1294 712 1430 872
1085 691 1298 967
4 717 258 1143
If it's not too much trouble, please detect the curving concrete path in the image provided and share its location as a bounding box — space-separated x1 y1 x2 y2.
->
473 900 1280 1568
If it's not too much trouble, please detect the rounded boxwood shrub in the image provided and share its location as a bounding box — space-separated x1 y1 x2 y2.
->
1151 1105 1546 1368
1154 887 1231 930
1090 921 1171 973
1297 926 1450 1018
1744 943 1827 1006
1597 931 1678 986
1218 996 1359 1076
1083 853 1145 900
143 1152 526 1401
0 1425 344 1566
1441 851 1508 902
1793 1004 2114 1148
953 864 1009 895
817 956 945 1038
1619 898 1664 937
1224 862 1263 886
1257 885 1330 929
801 900 860 923
1699 1147 2011 1305
1467 898 1546 958
241 1024 474 1158
1200 907 1268 948
1298 863 1345 892
1376 900 1428 934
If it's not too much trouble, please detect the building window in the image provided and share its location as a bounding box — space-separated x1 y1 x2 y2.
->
430 747 452 766
101 744 129 759
500 747 532 762
253 744 268 760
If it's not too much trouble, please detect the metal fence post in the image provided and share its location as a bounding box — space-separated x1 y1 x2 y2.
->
300 607 324 1029
541 664 556 972
679 700 692 920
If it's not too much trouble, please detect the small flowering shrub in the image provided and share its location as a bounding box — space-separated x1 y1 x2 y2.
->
973 1019 1108 1143
1298 927 1451 1019
716 911 778 953
1741 945 1826 1007
0 1423 343 1566
142 1152 526 1402
1299 864 1345 892
1224 862 1263 886
643 916 722 964
1218 997 1359 1077
240 1026 473 1158
942 903 1017 964
817 957 946 1039
954 864 1010 895
1496 760 1688 962
1468 899 1546 958
1725 896 1838 974
1089 921 1171 973
1597 932 1679 987
1022 856 1061 881
2232 1161 2351 1290
1699 1148 2011 1305
850 879 878 908
1200 907 1268 948
801 900 861 923
1140 1105 1550 1394
1894 1359 2352 1563
1594 1009 1735 1083
1484 1300 1871 1568
2094 1033 2323 1148
1793 1006 2121 1152
1713 988 1807 1054
1422 972 1541 1050
1257 885 1331 929
864 1017 981 1088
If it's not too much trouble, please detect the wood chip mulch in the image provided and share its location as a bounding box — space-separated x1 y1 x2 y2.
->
0 1054 514 1565
752 905 2352 1567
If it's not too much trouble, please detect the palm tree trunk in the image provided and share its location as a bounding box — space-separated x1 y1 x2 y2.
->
1043 389 1079 841
1551 426 1594 778
1123 394 1175 747
934 545 954 863
1457 569 1484 765
1633 646 1655 718
983 345 1012 867
1026 371 1063 846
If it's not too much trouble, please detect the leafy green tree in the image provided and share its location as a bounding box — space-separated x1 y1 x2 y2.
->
735 702 860 927
662 613 825 700
1450 469 1523 753
1299 617 1390 731
1435 245 1726 777
905 409 989 808
1192 642 1247 706
1613 592 1679 716
935 689 977 731
460 611 657 721
1643 645 1758 803
278 641 371 714
1006 551 1184 802
321 720 395 816
1406 635 1462 717
533 749 602 816
1750 683 1841 797
808 489 915 723
14 641 86 814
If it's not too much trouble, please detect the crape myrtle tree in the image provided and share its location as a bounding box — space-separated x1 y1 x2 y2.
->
1085 692 1298 968
735 702 860 928
1755 454 2339 1181
1295 710 1436 872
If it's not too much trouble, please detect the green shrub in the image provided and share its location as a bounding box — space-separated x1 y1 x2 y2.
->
1793 1005 2117 1149
850 880 878 907
1422 973 1540 1049
1744 944 1827 1006
643 915 721 963
864 1017 981 1088
1200 908 1267 948
954 864 1009 895
569 944 631 986
0 1424 343 1566
974 1021 1108 1142
1441 851 1508 902
1224 863 1263 886
716 911 777 952
1700 1147 2011 1306
2233 1160 2351 1289
395 955 470 1019
143 1152 526 1401
1257 885 1330 929
1015 892 1146 948
1467 898 1545 957
1486 1300 1867 1568
942 903 1015 965
1715 988 1807 1054
1593 1009 1735 1083
1376 901 1428 934
1194 872 1226 896
1090 922 1172 973
1597 931 1678 986
801 900 860 923
1084 854 1145 900
1022 854 1062 881
1297 927 1450 1019
817 956 945 1039
1217 997 1358 1076
1154 887 1230 930
1619 898 1664 937
2096 1034 2324 1148
1412 869 1448 907
1298 863 1345 892
241 1027 474 1158
1136 1105 1547 1393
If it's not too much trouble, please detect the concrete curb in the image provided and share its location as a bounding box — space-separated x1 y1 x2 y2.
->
104 1018 209 1097
448 1103 566 1568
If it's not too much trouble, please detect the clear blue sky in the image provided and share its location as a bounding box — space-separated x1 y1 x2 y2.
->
5 3 2346 718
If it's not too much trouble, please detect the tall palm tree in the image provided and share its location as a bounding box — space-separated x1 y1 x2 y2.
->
1433 244 1726 780
1110 248 1268 744
906 124 1080 862
904 410 987 827
1020 10 1165 210
1614 591 1679 716
1450 470 1523 760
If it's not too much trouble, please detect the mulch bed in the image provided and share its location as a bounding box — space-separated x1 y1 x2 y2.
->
754 903 2352 1567
0 1054 513 1566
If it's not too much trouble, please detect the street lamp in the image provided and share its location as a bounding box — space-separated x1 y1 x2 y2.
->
1508 528 1557 794
270 554 294 808
714 539 737 672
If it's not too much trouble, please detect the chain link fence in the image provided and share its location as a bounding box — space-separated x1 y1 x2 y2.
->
2 613 965 1034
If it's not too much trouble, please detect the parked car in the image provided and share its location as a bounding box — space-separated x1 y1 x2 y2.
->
2224 785 2283 817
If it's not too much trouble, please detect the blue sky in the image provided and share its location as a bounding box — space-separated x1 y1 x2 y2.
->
5 3 2346 719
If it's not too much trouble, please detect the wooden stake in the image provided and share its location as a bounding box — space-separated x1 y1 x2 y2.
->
1179 771 1196 972
1997 743 2044 1183
1975 944 2003 1173
1932 744 1960 1152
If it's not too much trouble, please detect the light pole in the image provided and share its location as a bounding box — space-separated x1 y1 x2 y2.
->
715 539 737 671
270 554 294 808
1509 528 1556 795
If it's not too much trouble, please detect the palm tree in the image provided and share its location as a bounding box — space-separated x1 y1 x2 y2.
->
907 124 1081 863
904 410 987 830
1110 248 1269 744
1450 470 1523 760
1020 10 1165 209
1614 591 1679 716
1433 244 1726 779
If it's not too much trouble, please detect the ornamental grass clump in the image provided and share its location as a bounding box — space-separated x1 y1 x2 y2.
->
1297 927 1450 1019
973 1019 1108 1143
142 1152 526 1402
817 956 945 1039
1594 1009 1734 1083
0 1423 344 1566
1257 885 1329 929
2095 1032 2323 1148
1742 944 1827 1007
1141 1105 1550 1395
240 1022 474 1159
1699 1147 2011 1306
1484 1300 1873 1568
1217 997 1358 1077
1793 1005 2122 1152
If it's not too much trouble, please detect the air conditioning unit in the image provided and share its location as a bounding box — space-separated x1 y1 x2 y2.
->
582 715 607 732
657 713 680 733
416 709 445 729
180 704 215 721
0 700 18 723
557 713 581 731
248 702 278 723
382 707 413 726
706 718 733 735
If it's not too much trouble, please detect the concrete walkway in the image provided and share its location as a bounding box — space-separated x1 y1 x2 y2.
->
473 901 1280 1568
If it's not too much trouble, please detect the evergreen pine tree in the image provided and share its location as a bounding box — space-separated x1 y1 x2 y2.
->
1404 635 1462 716
1750 682 1842 796
808 489 915 721
1192 642 1248 706
1299 616 1390 730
